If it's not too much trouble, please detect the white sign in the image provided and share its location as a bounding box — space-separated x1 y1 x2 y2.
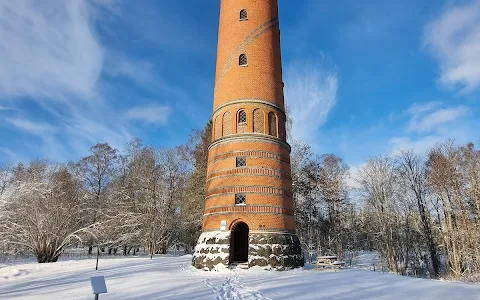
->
220 220 227 231
90 276 107 295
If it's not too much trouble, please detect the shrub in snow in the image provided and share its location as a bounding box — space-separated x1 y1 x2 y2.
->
0 162 95 263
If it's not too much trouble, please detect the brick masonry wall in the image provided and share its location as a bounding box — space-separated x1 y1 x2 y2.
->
213 0 284 110
203 135 295 232
195 0 303 270
202 0 295 235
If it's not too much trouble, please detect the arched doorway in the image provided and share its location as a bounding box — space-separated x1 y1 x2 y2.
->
230 222 249 263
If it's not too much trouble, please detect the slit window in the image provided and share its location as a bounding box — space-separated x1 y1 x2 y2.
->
236 156 246 167
240 9 248 21
235 194 246 205
239 54 248 66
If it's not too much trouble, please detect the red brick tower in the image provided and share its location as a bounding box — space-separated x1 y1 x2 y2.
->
193 0 303 270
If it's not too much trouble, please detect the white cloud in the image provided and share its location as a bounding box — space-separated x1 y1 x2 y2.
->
406 101 442 115
103 52 184 98
284 58 338 146
0 147 26 163
125 105 172 125
63 105 132 153
0 1 134 162
347 164 364 189
424 0 480 93
0 0 104 101
5 102 132 162
389 136 444 156
407 104 468 133
6 118 55 135
388 101 473 155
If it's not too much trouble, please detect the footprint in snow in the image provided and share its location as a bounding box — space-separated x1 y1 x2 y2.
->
1 268 29 280
205 271 270 300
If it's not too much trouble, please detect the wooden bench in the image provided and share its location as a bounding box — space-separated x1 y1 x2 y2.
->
315 256 345 271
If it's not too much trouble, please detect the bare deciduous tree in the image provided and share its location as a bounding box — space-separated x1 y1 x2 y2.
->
78 143 118 254
397 150 440 277
181 121 211 253
356 156 403 273
318 154 349 259
0 163 12 196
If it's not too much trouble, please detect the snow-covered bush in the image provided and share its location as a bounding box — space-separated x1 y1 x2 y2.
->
0 161 93 263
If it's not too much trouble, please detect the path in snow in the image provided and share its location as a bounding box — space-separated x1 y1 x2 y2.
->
204 270 270 300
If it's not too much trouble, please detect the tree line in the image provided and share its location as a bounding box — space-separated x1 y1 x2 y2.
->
0 122 212 263
292 139 480 282
0 122 478 281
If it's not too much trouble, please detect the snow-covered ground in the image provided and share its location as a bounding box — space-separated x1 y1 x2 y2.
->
1 255 479 300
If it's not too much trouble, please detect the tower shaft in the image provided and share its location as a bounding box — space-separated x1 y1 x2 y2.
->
193 0 303 270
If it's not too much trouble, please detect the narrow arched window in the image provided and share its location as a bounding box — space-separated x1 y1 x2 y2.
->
239 54 248 66
268 112 277 137
237 110 247 133
240 9 248 21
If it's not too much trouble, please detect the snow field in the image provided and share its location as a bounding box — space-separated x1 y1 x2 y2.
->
1 255 479 299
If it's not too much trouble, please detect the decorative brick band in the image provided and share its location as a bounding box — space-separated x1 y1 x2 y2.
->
202 228 297 234
245 22 279 48
213 99 286 117
248 230 298 235
204 205 294 216
206 185 293 199
204 210 296 218
207 167 292 182
208 149 290 166
209 134 291 152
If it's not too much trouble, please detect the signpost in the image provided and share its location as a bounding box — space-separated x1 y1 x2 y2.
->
90 276 107 300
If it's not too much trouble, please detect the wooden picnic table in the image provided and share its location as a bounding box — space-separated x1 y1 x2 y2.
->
315 256 345 271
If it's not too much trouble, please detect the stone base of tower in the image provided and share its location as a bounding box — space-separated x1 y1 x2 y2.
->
248 232 304 270
192 231 231 271
192 231 304 271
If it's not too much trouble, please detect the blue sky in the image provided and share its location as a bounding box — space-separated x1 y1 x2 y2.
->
0 0 479 170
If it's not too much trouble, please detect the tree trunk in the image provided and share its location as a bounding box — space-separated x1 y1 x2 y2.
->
36 245 62 263
416 195 440 278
